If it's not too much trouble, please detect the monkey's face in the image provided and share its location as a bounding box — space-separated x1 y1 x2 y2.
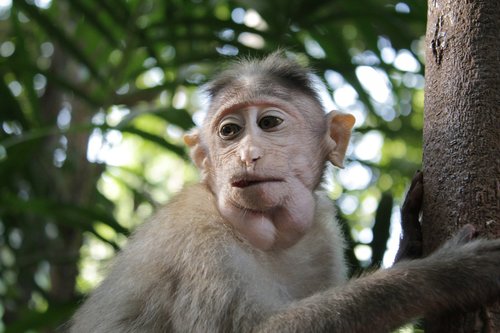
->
184 90 354 250
208 100 326 213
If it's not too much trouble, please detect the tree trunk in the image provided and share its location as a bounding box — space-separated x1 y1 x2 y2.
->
422 0 500 331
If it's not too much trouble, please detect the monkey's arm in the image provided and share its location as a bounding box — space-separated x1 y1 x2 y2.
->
258 226 500 333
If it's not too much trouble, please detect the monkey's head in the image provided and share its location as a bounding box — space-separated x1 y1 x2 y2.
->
184 53 355 250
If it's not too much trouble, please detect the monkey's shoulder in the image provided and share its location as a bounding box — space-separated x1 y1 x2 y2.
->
127 182 233 254
93 184 239 315
133 183 222 231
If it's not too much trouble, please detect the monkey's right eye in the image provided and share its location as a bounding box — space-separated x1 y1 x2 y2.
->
219 123 242 139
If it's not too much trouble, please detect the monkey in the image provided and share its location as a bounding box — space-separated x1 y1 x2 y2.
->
69 53 500 333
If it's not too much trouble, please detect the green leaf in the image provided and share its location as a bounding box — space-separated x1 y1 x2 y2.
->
0 77 27 127
121 126 188 158
15 1 106 86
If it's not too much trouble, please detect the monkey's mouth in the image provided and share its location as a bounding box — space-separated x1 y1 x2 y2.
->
231 178 284 188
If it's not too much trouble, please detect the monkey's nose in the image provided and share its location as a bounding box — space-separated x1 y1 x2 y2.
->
241 156 261 168
248 157 261 168
240 146 262 166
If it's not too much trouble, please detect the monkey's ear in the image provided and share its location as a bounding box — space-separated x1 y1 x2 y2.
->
183 129 209 174
325 111 356 168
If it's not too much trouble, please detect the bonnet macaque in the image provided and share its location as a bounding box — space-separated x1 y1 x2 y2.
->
70 54 500 332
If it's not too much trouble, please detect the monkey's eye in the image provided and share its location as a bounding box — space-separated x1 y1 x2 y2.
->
258 116 283 130
219 123 242 139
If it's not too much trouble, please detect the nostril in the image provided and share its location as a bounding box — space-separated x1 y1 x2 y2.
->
239 142 263 165
243 157 260 168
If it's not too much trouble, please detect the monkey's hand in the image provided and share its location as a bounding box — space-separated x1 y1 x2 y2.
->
394 171 423 263
417 224 500 312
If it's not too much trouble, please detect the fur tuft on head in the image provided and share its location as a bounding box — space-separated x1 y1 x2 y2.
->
205 51 322 107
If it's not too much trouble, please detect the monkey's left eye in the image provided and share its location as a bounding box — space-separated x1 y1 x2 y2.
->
258 116 283 130
219 123 242 139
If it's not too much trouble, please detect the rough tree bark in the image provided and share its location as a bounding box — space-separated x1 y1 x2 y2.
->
422 0 500 331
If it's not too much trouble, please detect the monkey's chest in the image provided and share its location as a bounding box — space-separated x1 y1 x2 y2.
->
234 248 337 305
271 255 336 299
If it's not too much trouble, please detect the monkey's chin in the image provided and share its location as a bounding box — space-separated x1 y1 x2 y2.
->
217 197 277 251
229 182 287 211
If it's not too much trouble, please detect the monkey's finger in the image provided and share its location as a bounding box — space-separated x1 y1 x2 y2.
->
396 172 424 263
401 170 423 214
451 224 478 246
409 170 423 192
439 224 479 251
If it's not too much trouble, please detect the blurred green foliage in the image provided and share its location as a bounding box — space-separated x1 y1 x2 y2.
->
0 0 425 331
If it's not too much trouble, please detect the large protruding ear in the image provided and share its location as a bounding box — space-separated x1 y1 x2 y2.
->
325 111 356 168
183 129 209 175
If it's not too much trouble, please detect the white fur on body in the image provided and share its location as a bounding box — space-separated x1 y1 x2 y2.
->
70 184 346 332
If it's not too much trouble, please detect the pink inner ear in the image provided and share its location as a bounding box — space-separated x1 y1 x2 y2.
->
330 114 355 145
332 114 355 131
328 113 355 168
183 132 199 147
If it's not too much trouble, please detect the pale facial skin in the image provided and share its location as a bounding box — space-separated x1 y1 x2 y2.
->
185 96 354 251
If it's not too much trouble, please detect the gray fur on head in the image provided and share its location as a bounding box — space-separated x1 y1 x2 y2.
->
205 52 322 106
